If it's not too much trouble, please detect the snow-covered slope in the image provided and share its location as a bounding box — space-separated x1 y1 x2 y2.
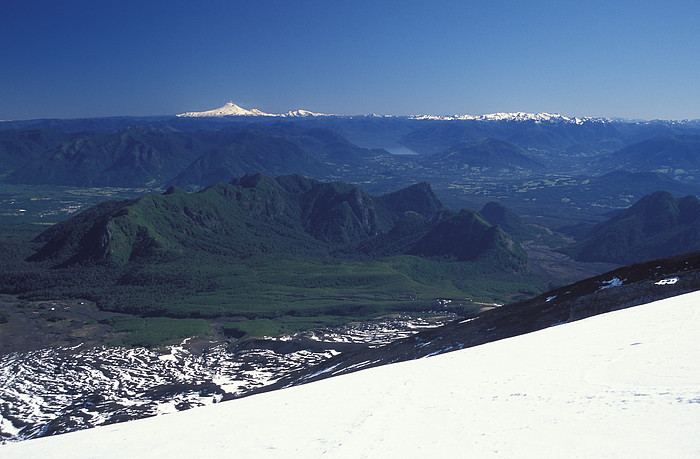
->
4 291 699 457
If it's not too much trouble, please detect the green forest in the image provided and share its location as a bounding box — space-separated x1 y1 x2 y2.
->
0 176 546 347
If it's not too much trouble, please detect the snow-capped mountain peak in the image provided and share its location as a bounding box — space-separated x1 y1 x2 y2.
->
176 102 329 118
176 102 275 118
284 109 327 117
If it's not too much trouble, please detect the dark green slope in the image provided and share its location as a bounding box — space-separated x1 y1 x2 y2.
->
30 175 328 266
298 181 378 245
373 181 446 231
349 211 432 258
568 191 700 264
28 199 136 265
479 201 531 242
28 174 527 270
409 209 527 268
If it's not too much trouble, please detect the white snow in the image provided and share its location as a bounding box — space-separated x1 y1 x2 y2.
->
599 276 625 290
176 102 330 118
176 103 610 123
407 111 610 124
656 277 679 285
284 109 328 117
176 102 277 118
3 291 699 457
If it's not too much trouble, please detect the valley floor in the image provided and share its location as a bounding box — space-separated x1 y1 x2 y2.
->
3 291 699 457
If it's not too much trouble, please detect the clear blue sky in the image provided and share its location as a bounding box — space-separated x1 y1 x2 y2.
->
2 0 699 120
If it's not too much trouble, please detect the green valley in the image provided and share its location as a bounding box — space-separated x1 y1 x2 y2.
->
0 175 545 346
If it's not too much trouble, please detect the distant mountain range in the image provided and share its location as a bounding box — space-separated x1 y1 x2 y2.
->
2 108 700 247
6 123 700 192
176 102 593 121
175 102 700 124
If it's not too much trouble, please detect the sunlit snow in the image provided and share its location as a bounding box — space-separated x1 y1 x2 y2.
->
176 102 329 118
3 291 699 457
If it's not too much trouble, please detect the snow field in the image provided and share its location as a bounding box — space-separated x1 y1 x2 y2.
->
3 290 699 458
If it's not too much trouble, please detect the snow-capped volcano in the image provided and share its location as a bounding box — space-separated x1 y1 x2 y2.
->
176 102 275 118
176 102 328 118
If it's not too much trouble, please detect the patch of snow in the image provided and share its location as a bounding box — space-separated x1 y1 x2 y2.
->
1 316 453 442
655 277 679 285
599 277 626 290
0 415 21 438
303 363 341 381
4 291 699 457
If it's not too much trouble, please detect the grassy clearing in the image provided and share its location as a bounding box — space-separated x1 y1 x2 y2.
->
105 316 212 347
3 246 544 321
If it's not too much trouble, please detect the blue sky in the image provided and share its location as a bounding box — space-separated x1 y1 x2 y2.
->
2 0 699 120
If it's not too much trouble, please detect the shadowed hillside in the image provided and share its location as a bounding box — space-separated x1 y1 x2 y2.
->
568 191 700 264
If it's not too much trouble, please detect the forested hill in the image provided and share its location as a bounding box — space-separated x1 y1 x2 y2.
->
568 191 700 264
27 174 527 271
